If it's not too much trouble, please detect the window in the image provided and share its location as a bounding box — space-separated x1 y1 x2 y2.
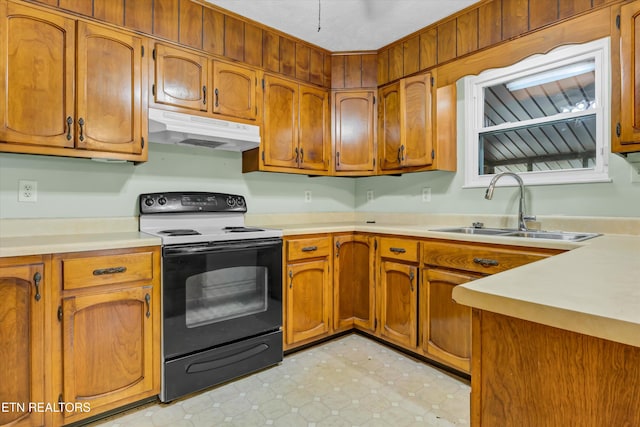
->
464 38 611 187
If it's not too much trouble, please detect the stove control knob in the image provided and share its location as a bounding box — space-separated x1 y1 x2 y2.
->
226 197 236 207
144 197 154 207
158 197 167 205
236 197 245 207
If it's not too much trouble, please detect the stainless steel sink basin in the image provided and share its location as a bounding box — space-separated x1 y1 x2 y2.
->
432 227 600 242
502 230 600 242
432 226 515 236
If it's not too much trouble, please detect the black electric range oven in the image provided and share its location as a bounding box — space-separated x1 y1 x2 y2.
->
139 192 283 402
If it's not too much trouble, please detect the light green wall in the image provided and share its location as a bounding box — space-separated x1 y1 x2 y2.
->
2 82 639 219
355 81 640 218
0 143 356 218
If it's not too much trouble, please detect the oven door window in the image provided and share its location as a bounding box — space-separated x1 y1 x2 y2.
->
186 266 268 327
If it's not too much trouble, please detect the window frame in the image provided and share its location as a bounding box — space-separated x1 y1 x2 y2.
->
463 37 611 188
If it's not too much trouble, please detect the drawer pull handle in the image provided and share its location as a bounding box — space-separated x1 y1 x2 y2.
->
144 293 151 318
301 246 318 252
473 257 499 267
33 271 42 302
390 247 406 254
93 266 127 276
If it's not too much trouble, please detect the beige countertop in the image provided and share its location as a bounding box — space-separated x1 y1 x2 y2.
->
2 214 638 348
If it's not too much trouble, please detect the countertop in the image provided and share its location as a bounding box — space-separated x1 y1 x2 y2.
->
1 215 638 348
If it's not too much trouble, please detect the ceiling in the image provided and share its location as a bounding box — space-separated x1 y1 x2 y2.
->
204 0 478 51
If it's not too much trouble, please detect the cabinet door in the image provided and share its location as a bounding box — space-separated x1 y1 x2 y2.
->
299 84 329 171
378 83 402 171
401 73 433 167
212 61 257 120
333 91 375 172
333 234 376 332
620 1 640 146
0 2 75 148
0 262 45 427
285 259 331 345
153 43 208 112
421 268 476 373
263 75 299 168
379 260 417 349
76 22 144 154
61 286 154 422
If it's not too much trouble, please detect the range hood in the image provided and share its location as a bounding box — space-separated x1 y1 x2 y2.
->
148 107 260 152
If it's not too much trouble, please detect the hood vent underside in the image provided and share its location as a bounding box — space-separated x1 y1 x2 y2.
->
148 108 260 152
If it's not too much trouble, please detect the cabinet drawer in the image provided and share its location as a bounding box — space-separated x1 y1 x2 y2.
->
422 241 553 275
286 236 331 261
62 251 154 290
379 237 419 262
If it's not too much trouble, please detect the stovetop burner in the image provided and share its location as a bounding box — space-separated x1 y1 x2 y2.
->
159 229 202 236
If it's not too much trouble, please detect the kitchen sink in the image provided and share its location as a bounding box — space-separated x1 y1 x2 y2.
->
502 230 600 242
432 227 600 242
432 226 515 236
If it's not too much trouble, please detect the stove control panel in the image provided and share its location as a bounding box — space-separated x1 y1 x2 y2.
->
139 192 248 214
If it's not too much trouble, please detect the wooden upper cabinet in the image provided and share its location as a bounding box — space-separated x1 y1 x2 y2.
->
0 260 46 427
179 0 203 49
299 84 329 171
125 0 153 34
438 19 457 64
224 15 244 62
333 91 375 174
0 2 75 148
478 0 502 49
262 75 298 168
75 22 144 154
153 43 209 112
153 0 179 42
93 0 124 26
457 9 478 56
378 83 402 171
212 61 257 120
502 0 529 40
401 73 433 168
379 73 434 172
619 0 640 147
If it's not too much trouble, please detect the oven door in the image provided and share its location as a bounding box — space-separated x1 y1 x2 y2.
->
162 238 282 360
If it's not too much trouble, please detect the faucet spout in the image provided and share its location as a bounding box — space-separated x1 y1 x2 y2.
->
484 172 531 231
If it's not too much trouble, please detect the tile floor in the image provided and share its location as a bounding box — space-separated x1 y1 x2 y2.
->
90 334 470 427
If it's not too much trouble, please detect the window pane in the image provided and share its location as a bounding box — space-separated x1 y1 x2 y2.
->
483 60 596 127
479 115 596 175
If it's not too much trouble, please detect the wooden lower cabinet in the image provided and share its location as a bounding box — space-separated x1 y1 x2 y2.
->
333 234 376 333
472 310 640 427
421 268 478 373
51 246 161 426
0 256 47 427
284 236 332 349
378 260 418 349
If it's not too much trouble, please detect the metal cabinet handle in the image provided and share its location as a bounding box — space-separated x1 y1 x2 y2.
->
78 117 85 142
473 257 499 267
336 152 340 166
400 145 405 161
397 147 401 163
390 247 406 254
300 148 304 163
301 246 318 252
288 270 293 288
66 116 73 141
33 271 42 302
409 269 415 292
214 88 219 107
93 266 127 276
144 293 151 318
295 147 299 163
203 86 207 105
335 241 341 257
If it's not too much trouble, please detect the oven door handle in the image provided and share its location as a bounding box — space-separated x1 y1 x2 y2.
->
163 238 282 256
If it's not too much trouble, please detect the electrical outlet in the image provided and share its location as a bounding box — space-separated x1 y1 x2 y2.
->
18 180 37 202
422 187 431 202
304 190 312 203
366 190 374 201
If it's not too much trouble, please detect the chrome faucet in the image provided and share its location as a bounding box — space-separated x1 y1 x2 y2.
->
484 172 535 231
